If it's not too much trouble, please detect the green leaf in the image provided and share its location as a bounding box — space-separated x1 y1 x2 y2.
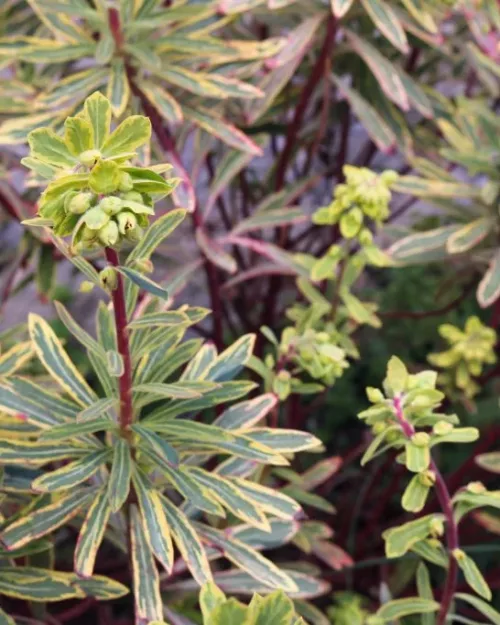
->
130 504 163 623
197 525 297 593
332 76 395 152
2 489 94 549
108 438 132 513
28 313 97 406
455 593 500 625
78 397 116 422
40 418 114 442
184 106 262 156
0 342 32 376
388 225 462 264
102 115 151 157
132 425 179 467
416 563 435 625
128 311 189 329
233 208 306 235
161 495 213 586
405 439 431 473
383 515 444 558
133 470 174 574
360 0 409 52
106 59 130 117
28 127 76 168
126 209 186 263
200 582 226 620
186 468 269 530
72 574 129 600
0 607 14 625
215 394 277 430
478 250 500 308
244 429 322 453
372 598 439 621
249 591 295 624
0 568 83 602
231 479 301 520
330 0 355 17
88 159 120 194
116 266 169 299
134 381 219 400
82 91 111 149
55 301 105 358
64 116 94 156
32 449 110 492
196 228 237 274
455 551 491 600
476 452 500 474
0 438 89 465
122 167 177 196
138 79 183 124
74 488 111 577
345 31 409 110
402 475 431 513
447 218 493 254
106 350 124 377
206 335 256 382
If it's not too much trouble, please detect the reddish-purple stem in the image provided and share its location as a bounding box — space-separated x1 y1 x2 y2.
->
393 395 458 625
274 15 337 191
105 248 134 434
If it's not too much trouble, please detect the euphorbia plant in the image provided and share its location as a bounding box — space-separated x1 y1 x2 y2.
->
0 93 324 624
358 356 500 624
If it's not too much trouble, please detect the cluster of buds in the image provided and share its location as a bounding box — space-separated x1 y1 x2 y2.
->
313 166 398 244
428 316 496 398
23 92 176 252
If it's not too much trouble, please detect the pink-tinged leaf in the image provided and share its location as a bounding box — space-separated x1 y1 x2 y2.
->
345 30 409 111
311 541 354 571
196 228 237 274
300 457 343 491
478 250 500 308
474 511 500 535
269 15 322 68
226 235 310 279
332 75 396 152
361 0 409 53
183 106 263 156
330 0 355 17
232 207 307 234
247 17 321 123
223 264 297 291
165 152 195 213
446 218 493 254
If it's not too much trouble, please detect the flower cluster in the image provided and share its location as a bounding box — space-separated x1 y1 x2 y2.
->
23 92 176 252
312 166 398 244
428 316 496 398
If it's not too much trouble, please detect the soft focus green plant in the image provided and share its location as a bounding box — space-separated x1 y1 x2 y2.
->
357 356 500 624
428 316 497 399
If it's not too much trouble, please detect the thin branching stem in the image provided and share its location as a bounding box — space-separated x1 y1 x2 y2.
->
393 395 458 625
105 248 134 435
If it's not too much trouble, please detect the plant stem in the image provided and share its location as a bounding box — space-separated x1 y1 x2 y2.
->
392 395 458 625
105 248 134 434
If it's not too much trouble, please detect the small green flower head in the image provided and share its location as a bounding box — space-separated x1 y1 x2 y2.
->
428 316 497 398
312 165 398 245
22 92 177 253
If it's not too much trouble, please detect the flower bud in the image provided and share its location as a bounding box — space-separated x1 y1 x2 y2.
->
68 192 95 215
466 481 486 494
84 206 109 230
64 191 78 213
433 420 454 436
118 172 134 192
429 517 445 537
79 149 102 167
133 258 154 274
358 228 373 246
452 548 466 561
98 220 119 246
372 421 387 435
412 432 430 447
99 196 123 215
366 387 384 403
79 281 95 293
116 210 137 235
99 267 118 291
419 470 436 487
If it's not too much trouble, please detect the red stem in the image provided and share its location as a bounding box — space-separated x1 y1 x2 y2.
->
105 248 134 434
392 396 458 625
274 15 337 191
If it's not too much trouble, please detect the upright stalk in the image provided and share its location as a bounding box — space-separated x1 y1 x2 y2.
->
393 396 458 625
105 248 134 434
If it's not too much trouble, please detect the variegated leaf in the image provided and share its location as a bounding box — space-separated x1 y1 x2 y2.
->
74 488 111 577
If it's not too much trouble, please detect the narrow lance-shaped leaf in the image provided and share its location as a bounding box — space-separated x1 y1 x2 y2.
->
32 449 111 492
107 438 132 513
371 598 439 621
133 470 174 574
130 504 163 623
28 314 97 406
74 489 111 577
